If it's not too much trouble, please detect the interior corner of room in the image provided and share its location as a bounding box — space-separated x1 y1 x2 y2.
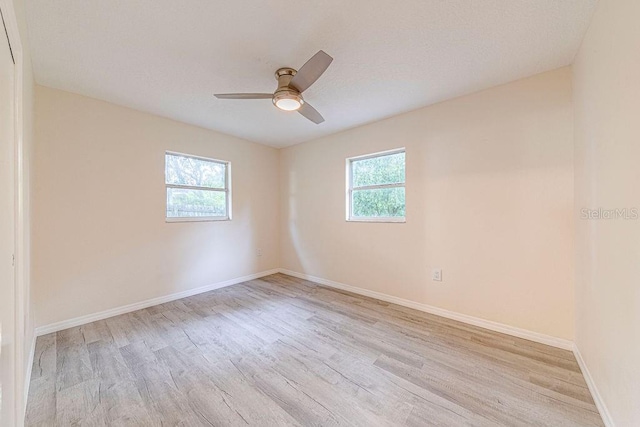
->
1 0 638 425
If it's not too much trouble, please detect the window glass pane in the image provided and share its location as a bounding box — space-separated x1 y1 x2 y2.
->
352 152 405 188
352 187 405 218
165 154 226 188
166 188 226 218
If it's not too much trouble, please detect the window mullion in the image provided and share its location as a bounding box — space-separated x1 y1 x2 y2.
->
352 182 405 191
166 183 227 192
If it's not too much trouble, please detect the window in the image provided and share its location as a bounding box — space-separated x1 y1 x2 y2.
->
347 149 405 222
165 152 231 221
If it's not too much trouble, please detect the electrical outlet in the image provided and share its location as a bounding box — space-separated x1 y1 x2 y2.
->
257 248 263 257
432 269 442 282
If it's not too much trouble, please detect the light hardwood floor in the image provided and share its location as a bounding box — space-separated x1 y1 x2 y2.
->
26 274 603 426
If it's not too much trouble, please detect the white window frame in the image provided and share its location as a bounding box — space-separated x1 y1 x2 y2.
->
346 148 406 223
165 151 232 222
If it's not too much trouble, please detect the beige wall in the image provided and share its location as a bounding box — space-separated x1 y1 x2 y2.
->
33 86 280 327
573 0 640 425
280 67 575 340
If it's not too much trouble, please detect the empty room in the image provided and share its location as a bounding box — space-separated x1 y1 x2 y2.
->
1 0 638 425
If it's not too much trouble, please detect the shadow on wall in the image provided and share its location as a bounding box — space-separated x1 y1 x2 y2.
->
287 169 311 273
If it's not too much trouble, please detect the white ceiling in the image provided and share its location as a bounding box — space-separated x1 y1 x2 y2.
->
26 0 596 148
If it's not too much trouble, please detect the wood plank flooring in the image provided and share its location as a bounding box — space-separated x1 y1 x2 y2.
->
26 273 604 426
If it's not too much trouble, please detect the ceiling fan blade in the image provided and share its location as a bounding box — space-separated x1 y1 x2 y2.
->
214 93 272 99
298 102 325 124
290 50 333 93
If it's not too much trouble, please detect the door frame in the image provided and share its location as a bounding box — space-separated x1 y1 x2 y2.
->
0 0 27 423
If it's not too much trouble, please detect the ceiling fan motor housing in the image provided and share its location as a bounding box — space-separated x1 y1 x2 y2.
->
273 68 304 110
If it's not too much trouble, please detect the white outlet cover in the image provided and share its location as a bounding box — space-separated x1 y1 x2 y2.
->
432 269 442 282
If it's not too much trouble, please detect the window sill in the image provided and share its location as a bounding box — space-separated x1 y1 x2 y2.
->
166 217 230 223
347 217 406 223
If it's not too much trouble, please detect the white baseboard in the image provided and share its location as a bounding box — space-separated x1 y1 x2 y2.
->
34 266 574 350
278 268 574 351
573 344 615 427
35 269 280 336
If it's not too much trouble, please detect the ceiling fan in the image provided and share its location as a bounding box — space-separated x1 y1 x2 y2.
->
214 50 333 124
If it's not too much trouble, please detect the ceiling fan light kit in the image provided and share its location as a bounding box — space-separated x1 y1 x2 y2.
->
214 50 333 124
273 68 303 111
273 93 303 111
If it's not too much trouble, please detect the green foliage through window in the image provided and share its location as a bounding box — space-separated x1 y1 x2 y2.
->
165 154 225 188
350 150 405 219
352 152 405 187
165 153 229 219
